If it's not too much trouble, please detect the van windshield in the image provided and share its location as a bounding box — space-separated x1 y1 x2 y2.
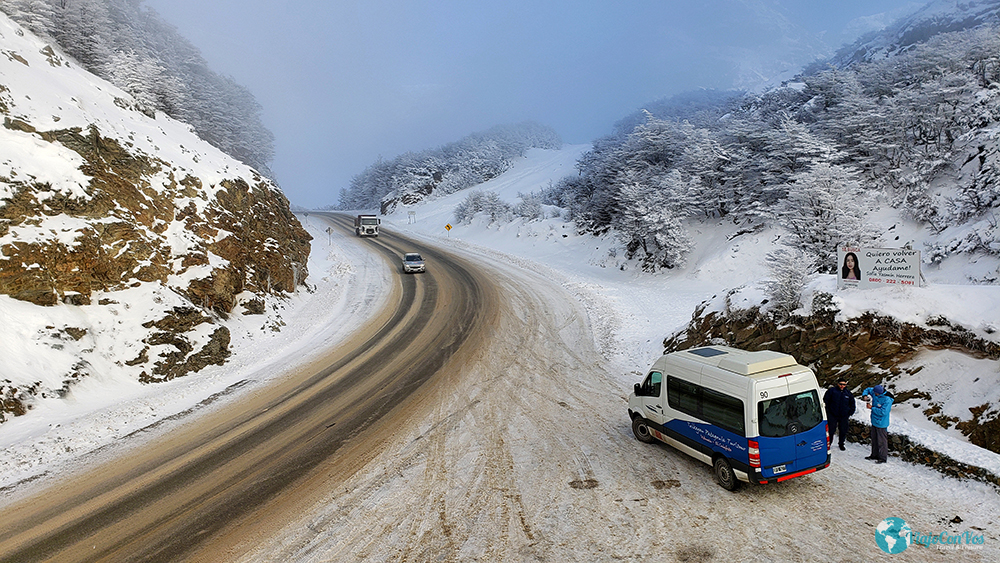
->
757 391 823 437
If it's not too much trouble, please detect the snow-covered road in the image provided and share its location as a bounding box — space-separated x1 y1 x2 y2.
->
236 219 999 562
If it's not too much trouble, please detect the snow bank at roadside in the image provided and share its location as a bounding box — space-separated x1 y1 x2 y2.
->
0 216 391 490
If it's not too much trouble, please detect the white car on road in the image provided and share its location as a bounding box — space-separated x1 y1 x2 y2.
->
402 252 426 273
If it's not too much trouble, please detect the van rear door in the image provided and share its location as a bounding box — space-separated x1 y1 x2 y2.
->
784 375 828 473
755 379 795 469
754 374 827 479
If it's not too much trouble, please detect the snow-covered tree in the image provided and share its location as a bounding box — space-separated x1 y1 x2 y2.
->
51 0 114 70
5 0 55 37
764 115 842 183
677 124 733 218
104 49 167 116
454 191 512 225
613 171 692 271
763 247 816 318
774 162 881 271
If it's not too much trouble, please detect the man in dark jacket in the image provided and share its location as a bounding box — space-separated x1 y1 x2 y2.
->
823 378 856 451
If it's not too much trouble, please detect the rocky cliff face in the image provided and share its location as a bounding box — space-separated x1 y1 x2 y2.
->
0 121 310 310
0 14 311 421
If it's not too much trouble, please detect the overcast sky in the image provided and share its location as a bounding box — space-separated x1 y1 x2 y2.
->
143 0 922 209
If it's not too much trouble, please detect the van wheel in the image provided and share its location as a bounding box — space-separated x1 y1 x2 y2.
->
713 457 740 491
631 417 656 444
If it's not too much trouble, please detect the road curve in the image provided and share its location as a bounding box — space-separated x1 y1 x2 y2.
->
0 213 498 563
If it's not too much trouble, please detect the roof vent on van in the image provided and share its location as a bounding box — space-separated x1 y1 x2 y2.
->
718 350 797 375
688 347 727 358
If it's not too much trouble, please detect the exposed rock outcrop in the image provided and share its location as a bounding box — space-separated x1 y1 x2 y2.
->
1 123 310 312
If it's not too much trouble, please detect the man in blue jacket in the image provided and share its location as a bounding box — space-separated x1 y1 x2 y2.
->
823 378 856 451
862 385 894 463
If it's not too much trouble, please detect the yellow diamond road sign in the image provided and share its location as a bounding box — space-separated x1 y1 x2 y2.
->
445 223 452 231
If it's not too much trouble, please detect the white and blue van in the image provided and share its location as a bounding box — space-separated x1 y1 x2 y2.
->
627 345 830 490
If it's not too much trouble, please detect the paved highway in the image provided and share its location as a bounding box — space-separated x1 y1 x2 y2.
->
0 213 498 563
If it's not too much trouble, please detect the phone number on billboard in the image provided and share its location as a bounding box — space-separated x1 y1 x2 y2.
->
868 278 915 285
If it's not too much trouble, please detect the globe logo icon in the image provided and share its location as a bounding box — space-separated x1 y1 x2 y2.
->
875 517 912 554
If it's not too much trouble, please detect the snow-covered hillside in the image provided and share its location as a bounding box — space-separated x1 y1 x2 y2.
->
0 12 309 420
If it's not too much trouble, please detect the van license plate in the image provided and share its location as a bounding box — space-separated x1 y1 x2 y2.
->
772 465 787 474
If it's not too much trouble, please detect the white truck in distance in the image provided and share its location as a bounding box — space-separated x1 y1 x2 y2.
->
355 214 380 237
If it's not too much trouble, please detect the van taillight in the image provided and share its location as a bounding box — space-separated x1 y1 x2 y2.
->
748 440 760 468
825 423 831 450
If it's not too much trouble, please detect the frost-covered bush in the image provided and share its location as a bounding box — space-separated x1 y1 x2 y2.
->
453 191 549 225
763 248 816 318
454 191 512 225
513 192 545 221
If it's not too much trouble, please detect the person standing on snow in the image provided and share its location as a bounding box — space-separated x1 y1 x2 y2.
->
862 385 894 464
823 378 855 451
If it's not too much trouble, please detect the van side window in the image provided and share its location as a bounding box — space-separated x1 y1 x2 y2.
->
667 376 699 414
639 371 662 397
701 387 745 436
667 376 745 436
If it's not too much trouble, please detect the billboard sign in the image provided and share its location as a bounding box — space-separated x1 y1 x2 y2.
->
838 247 921 290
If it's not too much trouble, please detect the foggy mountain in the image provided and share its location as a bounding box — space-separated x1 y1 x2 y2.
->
823 0 1000 68
707 0 835 91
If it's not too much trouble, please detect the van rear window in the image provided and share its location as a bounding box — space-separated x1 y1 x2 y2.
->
757 391 823 437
